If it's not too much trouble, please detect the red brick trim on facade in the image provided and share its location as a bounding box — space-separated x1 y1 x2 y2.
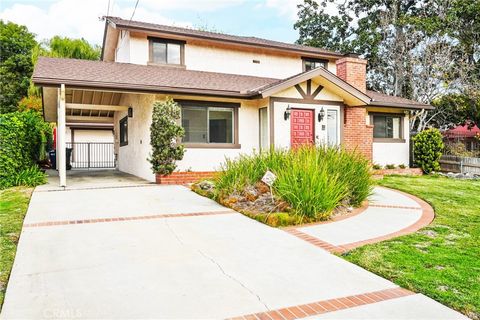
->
227 287 414 320
372 168 423 176
343 107 373 160
23 210 235 228
156 171 216 184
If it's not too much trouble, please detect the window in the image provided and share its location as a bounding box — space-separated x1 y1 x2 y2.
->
303 58 328 71
372 114 403 140
119 116 128 146
149 38 184 65
179 101 238 147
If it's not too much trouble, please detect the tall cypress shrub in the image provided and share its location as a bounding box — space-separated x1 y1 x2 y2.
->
148 98 185 175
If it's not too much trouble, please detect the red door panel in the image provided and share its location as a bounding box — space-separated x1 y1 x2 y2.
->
291 109 314 148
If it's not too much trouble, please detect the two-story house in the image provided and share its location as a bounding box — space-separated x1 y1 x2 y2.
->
33 16 432 186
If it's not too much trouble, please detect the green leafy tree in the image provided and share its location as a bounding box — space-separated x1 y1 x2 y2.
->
41 36 101 60
148 98 185 175
0 20 37 113
413 128 444 174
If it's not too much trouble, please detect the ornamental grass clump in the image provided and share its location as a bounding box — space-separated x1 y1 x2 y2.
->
215 145 373 221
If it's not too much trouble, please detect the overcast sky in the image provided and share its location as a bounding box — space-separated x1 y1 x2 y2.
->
0 0 306 45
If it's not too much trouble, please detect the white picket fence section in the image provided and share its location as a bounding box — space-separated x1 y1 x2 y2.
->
439 155 480 175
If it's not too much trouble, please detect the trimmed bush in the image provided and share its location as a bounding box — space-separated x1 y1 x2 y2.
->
413 128 444 174
215 145 372 220
0 110 51 189
148 98 185 175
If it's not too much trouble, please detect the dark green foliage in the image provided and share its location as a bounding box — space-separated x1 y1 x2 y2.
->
0 21 37 113
215 145 372 220
432 93 480 128
413 128 444 174
0 111 51 189
148 98 185 175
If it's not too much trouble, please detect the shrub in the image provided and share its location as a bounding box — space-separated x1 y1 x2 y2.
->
413 128 444 174
372 163 382 170
148 98 185 175
399 164 407 169
215 145 372 220
0 110 51 188
9 166 47 187
385 164 396 169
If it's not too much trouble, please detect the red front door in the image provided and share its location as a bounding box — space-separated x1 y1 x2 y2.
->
290 109 315 147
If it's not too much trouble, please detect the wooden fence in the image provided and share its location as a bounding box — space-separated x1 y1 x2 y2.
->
439 155 480 174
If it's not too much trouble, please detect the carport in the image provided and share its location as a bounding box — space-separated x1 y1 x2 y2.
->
41 84 129 187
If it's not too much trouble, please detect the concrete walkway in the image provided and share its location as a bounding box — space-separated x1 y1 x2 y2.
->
1 176 466 319
290 186 434 253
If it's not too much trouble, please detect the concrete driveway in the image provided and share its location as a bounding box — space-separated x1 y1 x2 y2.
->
1 172 467 319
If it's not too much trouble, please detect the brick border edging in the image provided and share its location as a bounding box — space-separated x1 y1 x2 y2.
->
23 210 235 228
227 287 414 320
285 187 435 254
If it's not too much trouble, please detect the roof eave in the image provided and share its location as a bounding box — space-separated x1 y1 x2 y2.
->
258 68 371 104
368 101 434 110
32 77 257 99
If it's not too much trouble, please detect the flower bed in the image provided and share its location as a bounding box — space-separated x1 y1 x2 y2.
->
192 145 373 227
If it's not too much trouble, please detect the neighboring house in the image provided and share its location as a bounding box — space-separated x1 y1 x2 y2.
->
443 124 480 153
33 16 432 186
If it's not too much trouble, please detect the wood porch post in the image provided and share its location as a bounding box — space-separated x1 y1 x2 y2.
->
58 84 67 187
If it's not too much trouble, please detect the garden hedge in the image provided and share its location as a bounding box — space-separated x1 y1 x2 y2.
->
0 110 52 188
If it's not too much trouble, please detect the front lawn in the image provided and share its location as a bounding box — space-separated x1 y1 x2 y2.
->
344 175 480 319
0 187 32 309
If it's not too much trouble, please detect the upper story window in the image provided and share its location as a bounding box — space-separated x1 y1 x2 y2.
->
148 37 185 66
302 58 328 72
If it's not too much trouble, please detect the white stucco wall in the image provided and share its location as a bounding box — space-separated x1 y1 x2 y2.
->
114 93 267 181
185 43 304 78
115 31 130 63
114 93 156 181
113 33 337 77
371 113 411 166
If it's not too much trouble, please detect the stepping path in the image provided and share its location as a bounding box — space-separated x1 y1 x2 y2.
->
286 186 435 253
1 176 465 319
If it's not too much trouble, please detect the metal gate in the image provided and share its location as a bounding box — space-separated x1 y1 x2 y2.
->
66 142 116 169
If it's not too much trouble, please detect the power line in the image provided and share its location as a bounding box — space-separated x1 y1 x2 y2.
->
128 0 140 24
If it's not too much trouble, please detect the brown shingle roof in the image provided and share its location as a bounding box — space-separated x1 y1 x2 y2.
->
33 57 432 109
106 16 343 58
367 90 432 109
33 57 278 98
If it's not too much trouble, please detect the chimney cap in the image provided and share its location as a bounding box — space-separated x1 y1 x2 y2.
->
343 52 360 58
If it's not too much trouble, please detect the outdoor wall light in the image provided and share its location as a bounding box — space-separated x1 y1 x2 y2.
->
128 107 133 117
284 105 291 120
318 107 325 122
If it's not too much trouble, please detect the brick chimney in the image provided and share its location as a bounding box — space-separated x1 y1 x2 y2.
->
336 54 367 93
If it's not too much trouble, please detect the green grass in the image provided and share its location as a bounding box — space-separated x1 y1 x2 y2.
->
0 187 32 309
344 175 480 319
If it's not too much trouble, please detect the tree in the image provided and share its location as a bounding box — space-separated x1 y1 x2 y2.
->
148 98 185 175
294 0 480 129
0 20 37 113
41 36 101 60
